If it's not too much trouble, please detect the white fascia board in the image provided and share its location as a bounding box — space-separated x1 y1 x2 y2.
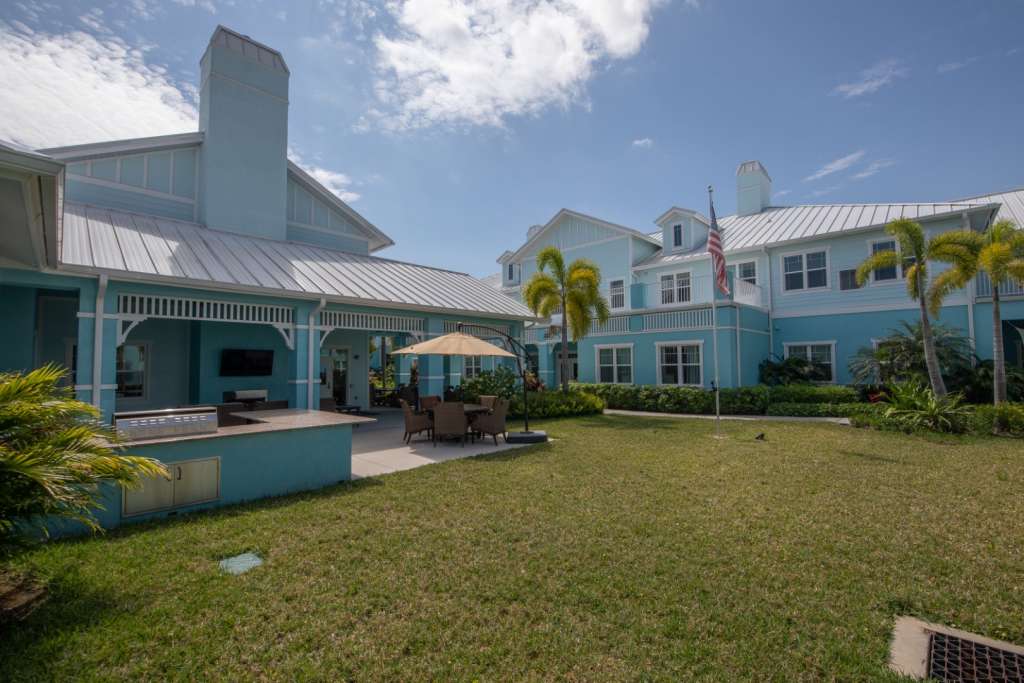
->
653 206 711 227
39 132 204 160
286 161 395 252
507 208 661 263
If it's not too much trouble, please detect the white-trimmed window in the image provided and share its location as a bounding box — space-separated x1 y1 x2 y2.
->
116 343 148 399
672 224 683 248
784 342 836 383
464 355 482 379
609 279 625 309
869 239 899 282
731 261 757 285
782 250 828 292
596 344 632 384
658 342 702 386
660 272 691 305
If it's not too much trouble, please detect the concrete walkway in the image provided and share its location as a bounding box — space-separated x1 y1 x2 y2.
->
603 409 851 425
350 408 527 478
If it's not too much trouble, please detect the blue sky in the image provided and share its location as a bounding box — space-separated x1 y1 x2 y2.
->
1 0 1022 277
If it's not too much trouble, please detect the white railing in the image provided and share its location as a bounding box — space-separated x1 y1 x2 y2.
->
589 315 630 336
320 310 423 333
524 327 547 345
976 273 1024 298
636 274 765 309
641 308 714 332
117 293 293 325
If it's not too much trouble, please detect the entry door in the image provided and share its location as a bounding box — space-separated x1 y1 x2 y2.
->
555 349 578 385
321 348 349 404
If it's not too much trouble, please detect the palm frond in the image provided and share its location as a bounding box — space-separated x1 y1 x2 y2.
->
855 250 899 286
535 246 566 286
522 274 560 316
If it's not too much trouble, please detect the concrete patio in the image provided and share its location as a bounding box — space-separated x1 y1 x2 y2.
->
350 408 527 478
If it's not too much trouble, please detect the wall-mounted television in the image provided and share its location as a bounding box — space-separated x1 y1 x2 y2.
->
219 349 274 377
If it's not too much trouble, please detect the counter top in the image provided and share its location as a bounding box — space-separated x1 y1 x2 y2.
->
121 409 375 447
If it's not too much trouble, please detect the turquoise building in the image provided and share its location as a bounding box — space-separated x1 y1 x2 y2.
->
496 161 1024 387
0 27 532 533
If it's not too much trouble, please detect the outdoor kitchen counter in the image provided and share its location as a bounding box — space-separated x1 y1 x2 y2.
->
120 409 375 447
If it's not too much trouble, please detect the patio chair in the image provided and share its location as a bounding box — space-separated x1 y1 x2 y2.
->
420 395 442 412
433 402 468 447
400 399 432 444
473 398 509 445
478 395 497 410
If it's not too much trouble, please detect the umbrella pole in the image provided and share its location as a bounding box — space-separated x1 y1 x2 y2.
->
457 322 546 444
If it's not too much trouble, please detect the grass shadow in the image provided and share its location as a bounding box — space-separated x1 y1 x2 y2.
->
837 450 904 465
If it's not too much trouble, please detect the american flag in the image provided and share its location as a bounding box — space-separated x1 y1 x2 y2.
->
708 188 729 295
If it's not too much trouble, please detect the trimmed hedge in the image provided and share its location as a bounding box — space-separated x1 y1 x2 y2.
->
969 403 1024 436
510 391 604 419
765 402 884 418
576 383 770 415
766 385 859 404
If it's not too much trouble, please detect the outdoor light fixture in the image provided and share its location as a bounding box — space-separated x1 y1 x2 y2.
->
456 322 548 444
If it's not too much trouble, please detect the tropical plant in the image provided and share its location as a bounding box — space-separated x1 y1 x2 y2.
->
0 365 166 550
460 366 518 402
522 246 610 392
856 218 979 396
847 322 973 385
758 355 828 385
881 379 972 433
948 359 1024 404
928 218 1024 405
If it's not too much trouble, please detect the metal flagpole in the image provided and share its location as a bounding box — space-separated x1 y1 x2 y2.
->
709 185 722 437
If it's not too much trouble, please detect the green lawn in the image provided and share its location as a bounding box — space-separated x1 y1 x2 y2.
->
2 416 1023 681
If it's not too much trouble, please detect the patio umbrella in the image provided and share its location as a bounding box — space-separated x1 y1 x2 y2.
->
390 328 547 444
389 332 516 358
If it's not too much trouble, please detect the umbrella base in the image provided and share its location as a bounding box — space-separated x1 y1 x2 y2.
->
506 430 548 444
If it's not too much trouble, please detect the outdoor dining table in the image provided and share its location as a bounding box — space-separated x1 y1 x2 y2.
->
423 403 491 416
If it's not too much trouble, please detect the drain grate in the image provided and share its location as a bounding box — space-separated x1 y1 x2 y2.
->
928 631 1024 682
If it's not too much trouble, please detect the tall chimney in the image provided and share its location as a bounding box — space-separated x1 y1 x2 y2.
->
736 160 772 217
198 26 289 240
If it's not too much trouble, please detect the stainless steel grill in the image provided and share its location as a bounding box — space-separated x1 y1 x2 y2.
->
114 406 219 441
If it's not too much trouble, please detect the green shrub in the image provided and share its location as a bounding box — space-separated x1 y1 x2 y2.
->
758 356 829 385
969 403 1024 436
461 367 518 402
509 390 604 419
574 384 769 415
880 380 972 433
765 402 883 418
767 384 859 404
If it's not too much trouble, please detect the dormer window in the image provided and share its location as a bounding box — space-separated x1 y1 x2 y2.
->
673 224 683 248
507 263 515 281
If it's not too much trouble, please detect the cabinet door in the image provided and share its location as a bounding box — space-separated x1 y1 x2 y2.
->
123 470 174 516
172 458 220 507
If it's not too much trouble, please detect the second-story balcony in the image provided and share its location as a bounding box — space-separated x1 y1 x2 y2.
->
976 272 1024 299
628 274 766 311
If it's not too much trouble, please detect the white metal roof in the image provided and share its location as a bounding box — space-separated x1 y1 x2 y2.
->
634 197 1007 268
59 202 534 320
956 187 1024 227
205 25 289 74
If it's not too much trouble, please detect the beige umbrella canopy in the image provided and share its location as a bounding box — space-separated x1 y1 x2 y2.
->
390 332 516 358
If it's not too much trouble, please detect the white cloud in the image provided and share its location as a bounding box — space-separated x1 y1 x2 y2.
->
937 56 978 74
78 8 110 33
0 22 197 149
803 150 865 182
170 0 217 14
852 158 896 180
289 148 361 203
832 59 908 98
631 137 653 148
774 189 791 198
809 184 840 199
1008 47 1020 57
366 0 663 130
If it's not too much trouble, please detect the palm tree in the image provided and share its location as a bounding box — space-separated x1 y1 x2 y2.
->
523 246 610 393
928 218 1024 404
0 365 167 550
856 218 977 396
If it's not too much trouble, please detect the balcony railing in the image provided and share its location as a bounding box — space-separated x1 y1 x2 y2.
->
634 274 765 309
976 272 1024 298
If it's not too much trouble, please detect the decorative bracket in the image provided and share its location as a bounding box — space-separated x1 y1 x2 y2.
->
116 316 146 347
272 324 296 351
